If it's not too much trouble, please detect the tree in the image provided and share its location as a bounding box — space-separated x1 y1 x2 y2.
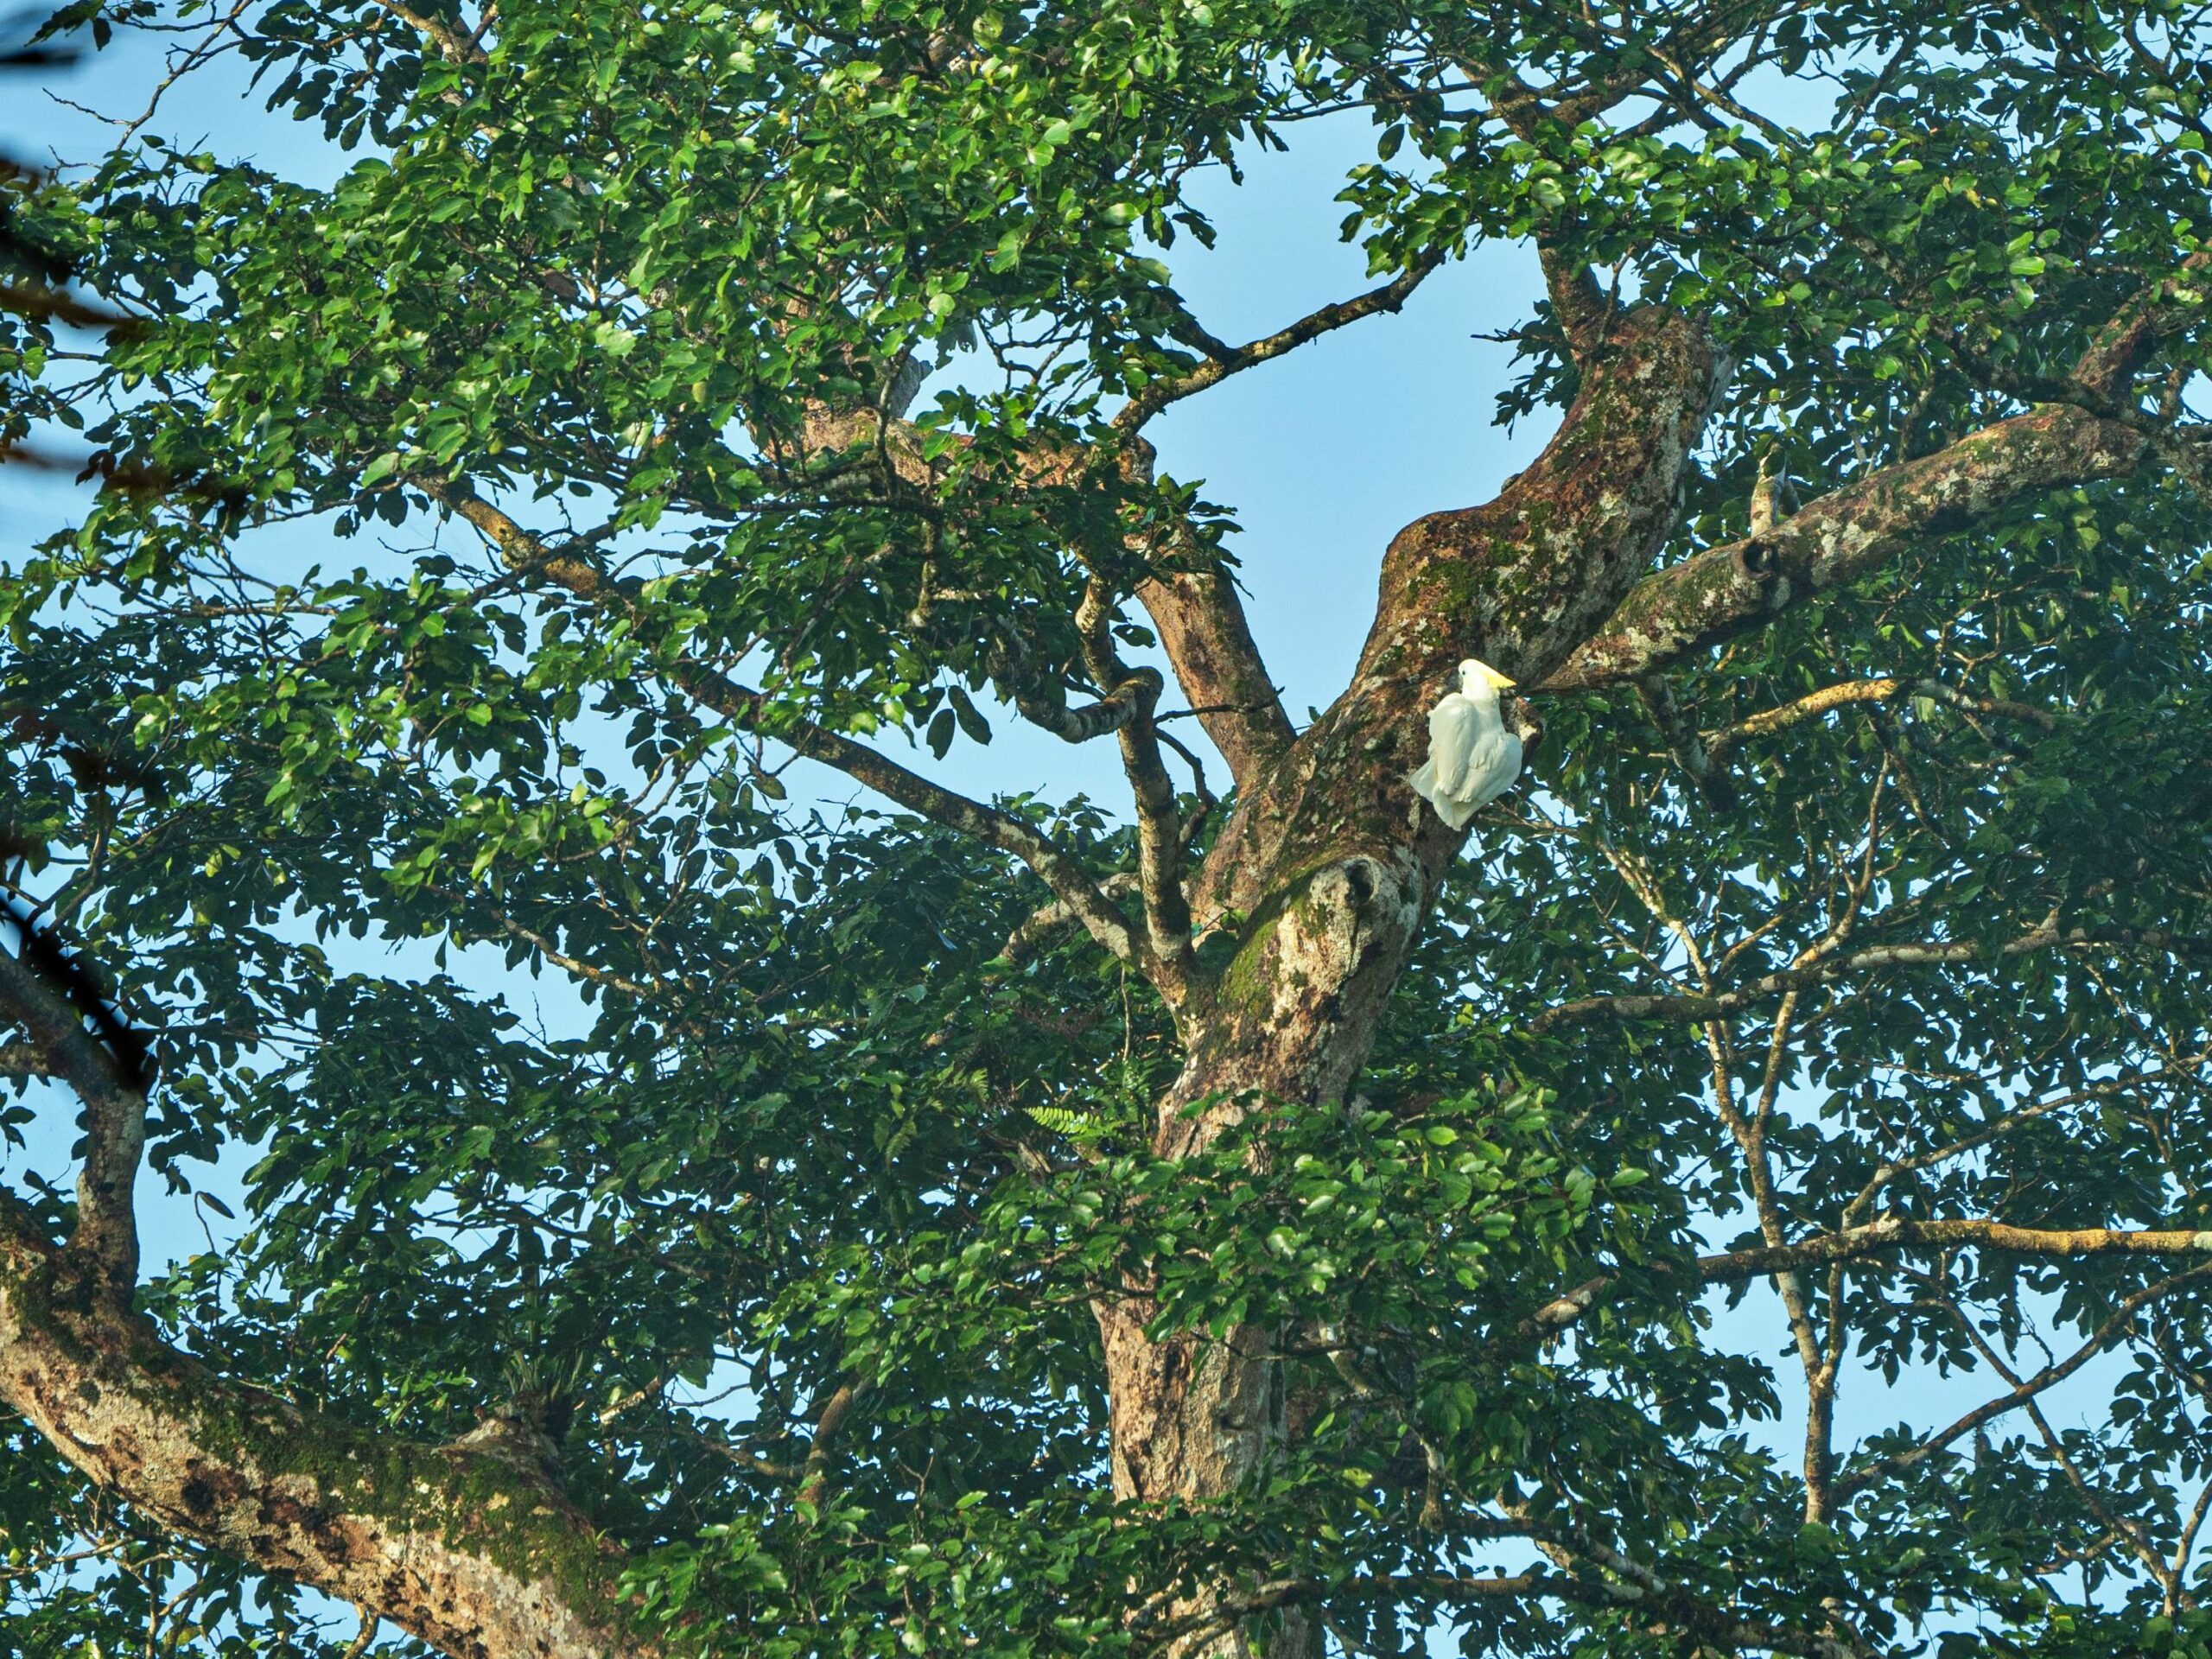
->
3 0 2211 1653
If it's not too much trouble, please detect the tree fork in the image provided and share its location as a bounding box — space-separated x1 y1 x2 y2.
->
1099 304 1725 1658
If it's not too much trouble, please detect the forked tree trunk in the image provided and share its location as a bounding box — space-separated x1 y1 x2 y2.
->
1102 304 1726 1656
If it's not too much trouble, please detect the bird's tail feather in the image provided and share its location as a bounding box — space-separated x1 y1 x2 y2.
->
1412 761 1481 830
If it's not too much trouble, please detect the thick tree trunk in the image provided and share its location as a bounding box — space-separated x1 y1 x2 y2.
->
1100 306 1726 1657
1097 843 1444 1658
1095 1307 1318 1659
1097 830 1471 1656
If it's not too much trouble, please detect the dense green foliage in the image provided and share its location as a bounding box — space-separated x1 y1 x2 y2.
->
3 0 2212 1655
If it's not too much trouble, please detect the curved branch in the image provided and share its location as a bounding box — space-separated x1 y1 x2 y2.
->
0 906 143 1291
1113 251 1446 435
0 1235 653 1658
1007 672 1159 744
1001 873 1142 965
1358 305 1726 695
1529 922 2209 1033
773 410 1294 791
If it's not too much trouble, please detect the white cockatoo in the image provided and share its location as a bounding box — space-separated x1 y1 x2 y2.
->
1409 658 1523 830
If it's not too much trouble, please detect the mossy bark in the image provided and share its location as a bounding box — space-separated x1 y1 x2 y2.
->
0 1214 652 1659
1097 308 1724 1659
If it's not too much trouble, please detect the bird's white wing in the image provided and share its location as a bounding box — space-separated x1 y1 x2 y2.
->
1427 693 1485 795
1461 728 1523 810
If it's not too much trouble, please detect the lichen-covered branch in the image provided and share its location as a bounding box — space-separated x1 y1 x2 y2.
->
1545 404 2152 690
1357 306 1725 695
2073 251 2212 397
1549 248 2211 695
0 1041 48 1079
0 1229 654 1659
1548 251 2202 690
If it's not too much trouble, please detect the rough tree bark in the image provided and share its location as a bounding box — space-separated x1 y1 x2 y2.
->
0 1229 651 1659
1093 300 1724 1658
0 941 657 1659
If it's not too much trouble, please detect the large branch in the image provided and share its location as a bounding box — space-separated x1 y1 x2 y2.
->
432 483 1150 974
1545 403 2152 690
1188 304 1722 936
1358 305 1726 693
0 1217 652 1659
1547 247 2212 695
1133 562 1294 787
0 913 143 1291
